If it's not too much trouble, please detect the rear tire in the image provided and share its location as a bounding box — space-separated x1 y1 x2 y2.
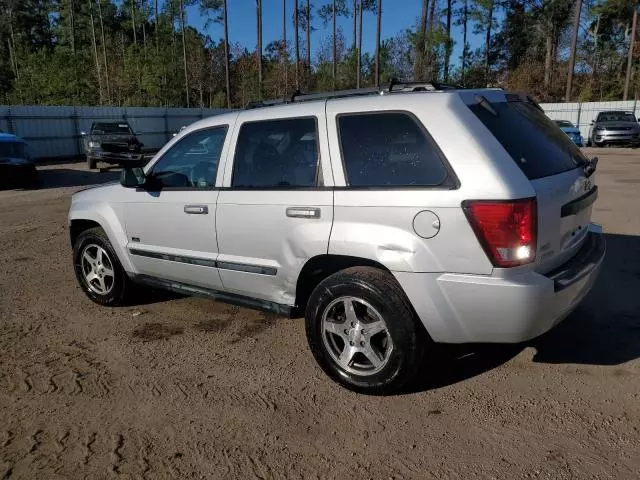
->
87 156 97 170
73 227 132 306
305 267 426 395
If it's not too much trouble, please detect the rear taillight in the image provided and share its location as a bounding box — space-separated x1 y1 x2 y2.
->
463 198 537 268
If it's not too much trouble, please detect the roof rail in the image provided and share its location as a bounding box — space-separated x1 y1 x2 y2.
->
244 79 464 109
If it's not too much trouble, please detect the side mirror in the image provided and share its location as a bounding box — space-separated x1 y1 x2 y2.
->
120 167 146 188
590 121 594 125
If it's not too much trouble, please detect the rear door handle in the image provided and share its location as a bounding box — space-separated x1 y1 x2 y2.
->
286 207 321 219
184 205 208 214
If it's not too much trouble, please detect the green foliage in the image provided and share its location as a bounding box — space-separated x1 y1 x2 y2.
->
0 0 637 105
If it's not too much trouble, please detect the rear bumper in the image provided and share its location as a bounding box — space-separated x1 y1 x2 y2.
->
395 225 605 343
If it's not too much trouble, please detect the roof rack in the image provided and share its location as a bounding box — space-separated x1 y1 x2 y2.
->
245 79 464 109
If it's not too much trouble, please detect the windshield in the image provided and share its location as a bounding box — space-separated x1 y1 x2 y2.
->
554 120 574 128
91 123 132 135
469 99 587 180
0 141 27 158
596 111 636 123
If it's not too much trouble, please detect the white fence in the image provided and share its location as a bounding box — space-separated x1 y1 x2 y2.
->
540 100 639 140
0 105 228 159
1 100 636 159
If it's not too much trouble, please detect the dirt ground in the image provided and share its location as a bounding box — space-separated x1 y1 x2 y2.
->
1 150 639 479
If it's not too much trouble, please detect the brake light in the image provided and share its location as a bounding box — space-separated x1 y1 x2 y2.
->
463 198 537 268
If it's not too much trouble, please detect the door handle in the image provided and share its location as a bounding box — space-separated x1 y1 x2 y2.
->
286 207 321 219
184 205 208 214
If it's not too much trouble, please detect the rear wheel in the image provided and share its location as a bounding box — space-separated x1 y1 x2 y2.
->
73 227 132 306
305 267 426 394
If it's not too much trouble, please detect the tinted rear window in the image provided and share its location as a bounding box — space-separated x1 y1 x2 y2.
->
596 111 635 122
91 123 132 134
337 112 449 187
469 100 587 180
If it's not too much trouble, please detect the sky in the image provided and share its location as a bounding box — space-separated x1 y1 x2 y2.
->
185 0 483 71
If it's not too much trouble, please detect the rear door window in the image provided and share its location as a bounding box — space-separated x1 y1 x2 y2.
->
337 112 450 187
469 99 587 179
231 117 320 188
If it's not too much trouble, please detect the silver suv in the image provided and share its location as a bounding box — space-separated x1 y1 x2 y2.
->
69 84 605 394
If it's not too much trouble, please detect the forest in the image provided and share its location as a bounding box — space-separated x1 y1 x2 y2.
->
1 0 639 108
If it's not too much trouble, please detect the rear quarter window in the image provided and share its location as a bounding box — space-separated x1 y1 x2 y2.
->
469 99 586 180
337 112 450 187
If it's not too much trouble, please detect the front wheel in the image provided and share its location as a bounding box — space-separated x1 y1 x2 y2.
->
87 155 97 170
305 267 426 394
73 227 132 306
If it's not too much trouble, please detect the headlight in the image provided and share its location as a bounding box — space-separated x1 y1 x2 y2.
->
88 141 101 149
594 127 604 132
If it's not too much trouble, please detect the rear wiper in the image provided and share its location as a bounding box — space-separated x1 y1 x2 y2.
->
475 95 498 116
584 156 598 177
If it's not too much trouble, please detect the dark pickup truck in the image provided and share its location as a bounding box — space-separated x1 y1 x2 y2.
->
82 121 152 170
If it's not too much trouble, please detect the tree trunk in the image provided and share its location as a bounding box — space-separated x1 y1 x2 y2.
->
357 0 363 88
444 0 452 82
413 0 428 80
97 0 111 103
131 1 137 45
70 0 76 55
155 0 159 54
141 1 147 61
7 9 20 86
223 0 231 107
484 0 494 84
565 0 582 101
179 0 189 107
375 0 382 87
352 0 357 51
89 0 104 104
426 0 436 79
306 0 311 85
256 0 263 99
294 0 299 89
590 14 601 92
283 0 288 95
461 0 468 85
333 0 337 90
624 7 638 100
544 34 552 91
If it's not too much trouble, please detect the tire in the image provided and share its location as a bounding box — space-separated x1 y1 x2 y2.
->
87 156 97 170
305 266 426 395
73 227 131 306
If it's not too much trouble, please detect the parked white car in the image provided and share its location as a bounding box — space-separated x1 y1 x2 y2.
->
69 83 605 393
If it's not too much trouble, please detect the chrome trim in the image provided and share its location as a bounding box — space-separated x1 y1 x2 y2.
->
184 205 209 214
216 261 277 276
128 248 277 275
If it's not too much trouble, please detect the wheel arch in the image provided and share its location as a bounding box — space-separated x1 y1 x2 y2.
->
293 254 392 317
69 207 134 272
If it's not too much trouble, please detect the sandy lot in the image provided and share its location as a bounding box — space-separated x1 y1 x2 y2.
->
1 150 639 479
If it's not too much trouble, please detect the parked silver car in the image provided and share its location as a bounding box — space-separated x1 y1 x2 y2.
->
69 84 605 394
587 110 640 147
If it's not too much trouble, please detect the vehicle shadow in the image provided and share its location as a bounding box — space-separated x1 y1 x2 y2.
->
405 232 640 394
36 168 120 189
531 232 640 365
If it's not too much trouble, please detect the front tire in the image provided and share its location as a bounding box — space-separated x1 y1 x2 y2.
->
73 227 131 306
305 267 426 394
87 155 97 170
